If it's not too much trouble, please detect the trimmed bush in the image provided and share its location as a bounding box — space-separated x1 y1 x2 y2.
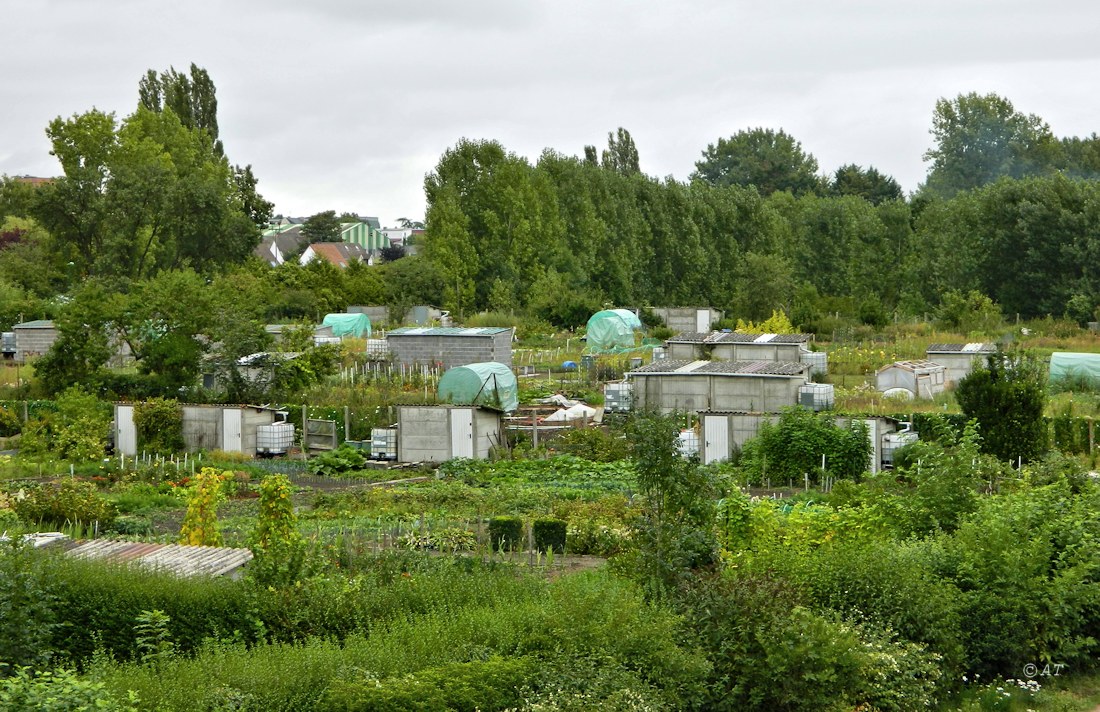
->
533 518 566 554
488 516 523 552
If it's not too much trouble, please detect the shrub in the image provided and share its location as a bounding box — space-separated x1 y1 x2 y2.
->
533 518 567 554
133 397 184 456
488 516 523 552
0 537 58 671
553 427 629 462
109 514 152 536
0 667 139 711
51 386 111 462
318 657 534 712
178 468 228 546
12 480 117 529
249 474 309 588
0 405 21 437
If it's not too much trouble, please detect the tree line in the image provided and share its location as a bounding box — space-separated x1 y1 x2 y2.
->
422 93 1100 327
4 71 1100 356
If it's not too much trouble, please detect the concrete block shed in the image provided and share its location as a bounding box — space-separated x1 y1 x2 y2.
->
396 405 503 463
665 332 814 364
12 320 59 363
115 403 278 457
387 327 513 369
649 307 723 333
700 411 903 473
627 360 809 415
925 343 995 386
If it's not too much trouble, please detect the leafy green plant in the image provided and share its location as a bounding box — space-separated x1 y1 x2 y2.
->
307 443 367 477
0 666 139 711
955 348 1048 463
133 609 174 667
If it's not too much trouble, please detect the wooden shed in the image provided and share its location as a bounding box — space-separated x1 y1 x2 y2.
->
627 359 809 415
926 343 995 386
875 360 946 399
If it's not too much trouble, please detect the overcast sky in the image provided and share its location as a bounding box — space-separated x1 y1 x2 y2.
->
3 0 1098 226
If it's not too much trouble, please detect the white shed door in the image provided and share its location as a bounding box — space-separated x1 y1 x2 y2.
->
696 309 710 332
450 408 474 459
222 409 243 453
703 415 729 465
116 405 137 456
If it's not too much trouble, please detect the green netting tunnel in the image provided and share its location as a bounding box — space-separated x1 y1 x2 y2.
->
437 362 519 412
585 309 642 353
1049 352 1100 386
322 312 371 338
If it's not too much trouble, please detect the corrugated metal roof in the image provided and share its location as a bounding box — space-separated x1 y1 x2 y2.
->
667 331 811 344
629 359 807 377
13 319 54 329
389 327 511 336
66 541 252 578
926 343 996 353
876 359 946 374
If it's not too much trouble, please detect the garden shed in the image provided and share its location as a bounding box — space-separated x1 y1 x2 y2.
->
699 411 904 474
875 360 946 399
585 309 642 353
437 362 519 412
926 343 995 386
665 331 816 365
627 360 809 414
12 319 58 363
396 405 503 463
114 403 279 457
1049 352 1100 388
387 327 513 369
649 307 723 334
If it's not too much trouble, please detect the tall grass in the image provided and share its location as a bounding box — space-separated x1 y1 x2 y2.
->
91 571 707 711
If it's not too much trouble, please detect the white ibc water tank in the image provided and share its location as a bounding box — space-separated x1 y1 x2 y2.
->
257 422 295 455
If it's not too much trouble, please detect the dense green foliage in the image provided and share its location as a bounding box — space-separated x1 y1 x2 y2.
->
740 407 871 485
956 349 1049 463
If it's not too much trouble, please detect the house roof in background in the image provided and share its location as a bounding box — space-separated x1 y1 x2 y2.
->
303 241 369 267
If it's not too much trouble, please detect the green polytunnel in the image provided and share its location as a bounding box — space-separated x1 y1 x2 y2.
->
1049 352 1100 387
322 312 371 338
585 309 642 353
437 362 519 412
